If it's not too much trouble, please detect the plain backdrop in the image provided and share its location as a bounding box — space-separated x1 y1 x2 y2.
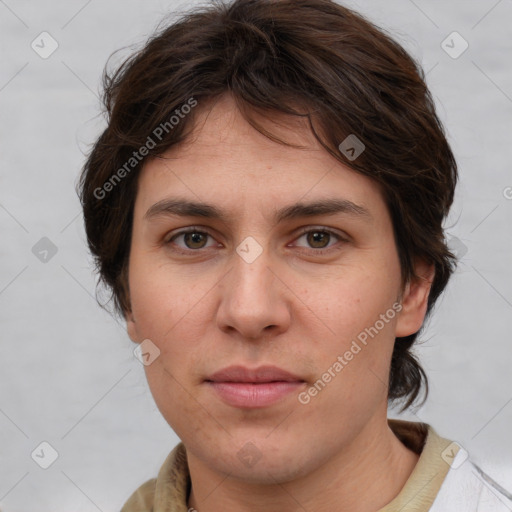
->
1 0 511 510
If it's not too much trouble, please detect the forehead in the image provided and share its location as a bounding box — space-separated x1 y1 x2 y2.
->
163 93 326 163
135 93 387 223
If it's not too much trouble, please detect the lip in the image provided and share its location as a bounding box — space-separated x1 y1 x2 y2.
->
205 365 305 408
206 365 304 383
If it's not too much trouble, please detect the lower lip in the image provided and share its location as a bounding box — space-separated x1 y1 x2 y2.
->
206 381 304 408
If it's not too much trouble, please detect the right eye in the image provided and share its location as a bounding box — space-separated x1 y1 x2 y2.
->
165 227 221 253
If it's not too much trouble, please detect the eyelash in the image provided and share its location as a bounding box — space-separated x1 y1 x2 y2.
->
164 226 348 256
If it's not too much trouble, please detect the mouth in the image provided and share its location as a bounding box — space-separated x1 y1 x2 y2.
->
205 365 306 408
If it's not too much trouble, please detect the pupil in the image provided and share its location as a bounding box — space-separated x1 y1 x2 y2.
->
309 231 328 248
186 232 205 248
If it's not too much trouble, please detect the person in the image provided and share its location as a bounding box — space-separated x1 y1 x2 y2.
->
78 0 512 510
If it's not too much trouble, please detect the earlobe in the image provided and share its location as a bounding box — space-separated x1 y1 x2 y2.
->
125 310 140 344
395 261 435 338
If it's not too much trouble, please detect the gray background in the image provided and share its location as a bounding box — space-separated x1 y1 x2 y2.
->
1 0 511 510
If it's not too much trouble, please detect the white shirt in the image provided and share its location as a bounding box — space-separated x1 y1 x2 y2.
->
431 450 512 511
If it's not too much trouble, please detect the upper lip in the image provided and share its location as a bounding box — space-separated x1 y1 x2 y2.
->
206 365 304 383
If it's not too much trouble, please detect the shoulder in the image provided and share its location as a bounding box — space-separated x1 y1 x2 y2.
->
120 477 157 512
430 450 512 512
119 442 189 511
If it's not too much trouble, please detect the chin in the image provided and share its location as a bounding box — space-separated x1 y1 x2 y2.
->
206 436 319 483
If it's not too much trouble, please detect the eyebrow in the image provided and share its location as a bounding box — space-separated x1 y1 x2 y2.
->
144 197 372 224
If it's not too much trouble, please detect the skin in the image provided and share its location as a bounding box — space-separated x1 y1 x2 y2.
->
126 93 435 512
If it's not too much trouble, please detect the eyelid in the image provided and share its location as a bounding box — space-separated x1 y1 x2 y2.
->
294 225 348 240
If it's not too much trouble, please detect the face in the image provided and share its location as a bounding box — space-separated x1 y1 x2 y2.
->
126 93 432 484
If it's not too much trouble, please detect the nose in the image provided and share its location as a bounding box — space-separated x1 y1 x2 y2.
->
215 244 292 341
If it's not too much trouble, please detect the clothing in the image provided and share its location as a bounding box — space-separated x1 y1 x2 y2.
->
120 419 512 511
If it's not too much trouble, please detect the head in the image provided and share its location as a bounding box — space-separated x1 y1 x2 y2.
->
79 0 457 482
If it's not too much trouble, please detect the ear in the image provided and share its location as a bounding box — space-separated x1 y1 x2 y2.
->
125 310 140 344
395 260 435 338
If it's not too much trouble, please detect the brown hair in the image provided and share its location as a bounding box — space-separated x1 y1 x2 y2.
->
79 0 458 411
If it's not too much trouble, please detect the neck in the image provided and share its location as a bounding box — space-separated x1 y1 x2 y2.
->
186 414 420 512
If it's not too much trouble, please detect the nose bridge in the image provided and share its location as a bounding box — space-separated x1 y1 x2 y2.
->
231 238 275 306
216 236 290 338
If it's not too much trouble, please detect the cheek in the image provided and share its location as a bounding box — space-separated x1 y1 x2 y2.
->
144 361 219 447
128 248 213 338
319 265 400 340
308 265 401 392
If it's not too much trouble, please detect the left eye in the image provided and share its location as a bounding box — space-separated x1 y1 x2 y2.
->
292 228 345 251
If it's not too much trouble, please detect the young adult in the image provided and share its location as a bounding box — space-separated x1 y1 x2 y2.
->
79 1 512 510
